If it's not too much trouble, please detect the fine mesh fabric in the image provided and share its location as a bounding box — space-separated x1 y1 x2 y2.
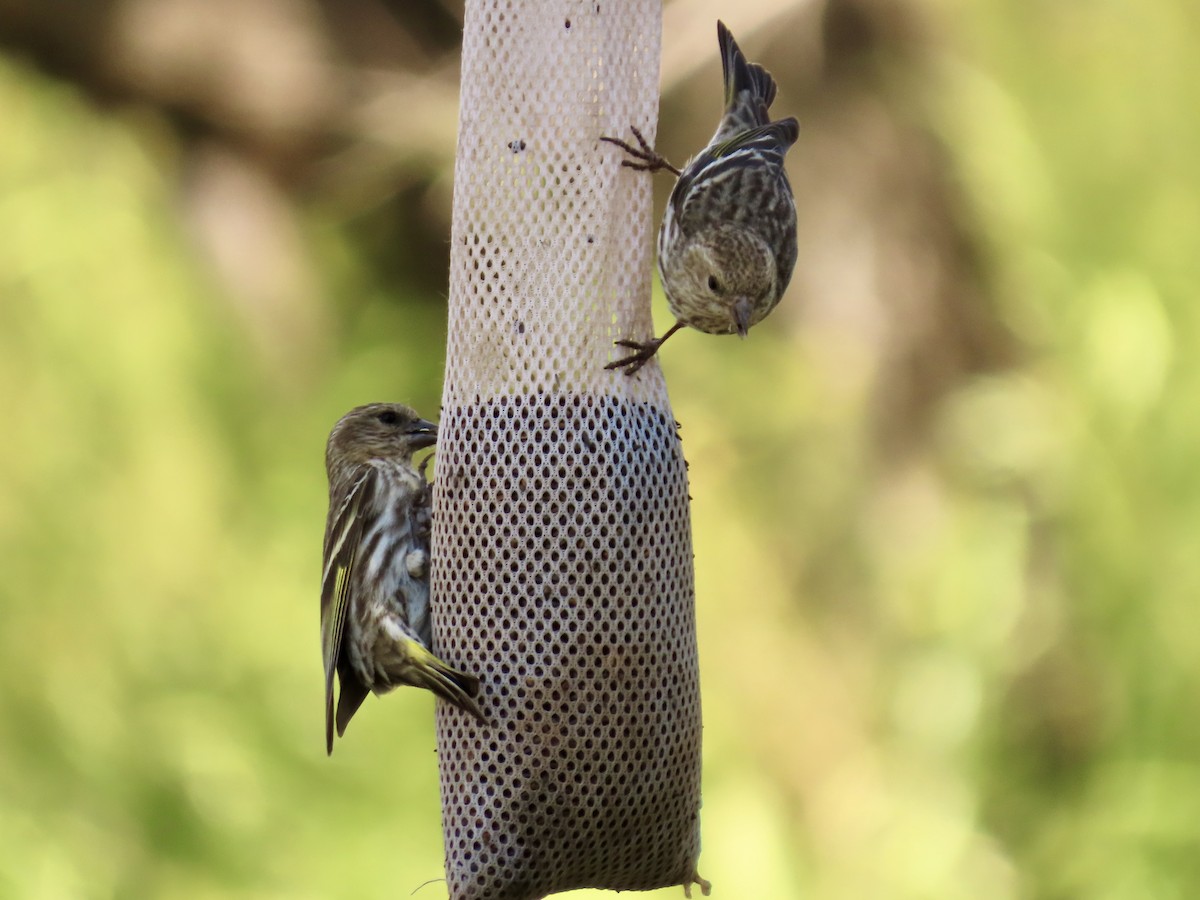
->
431 2 705 899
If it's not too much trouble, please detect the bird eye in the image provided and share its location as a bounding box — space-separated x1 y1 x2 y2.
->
376 409 400 426
707 275 720 292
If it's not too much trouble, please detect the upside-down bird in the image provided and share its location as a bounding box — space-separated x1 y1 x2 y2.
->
602 21 799 374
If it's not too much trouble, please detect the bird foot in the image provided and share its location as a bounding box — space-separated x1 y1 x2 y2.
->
605 337 664 376
599 126 681 177
417 451 434 481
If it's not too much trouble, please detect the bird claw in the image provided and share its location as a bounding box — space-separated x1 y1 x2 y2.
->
605 338 663 376
599 125 681 177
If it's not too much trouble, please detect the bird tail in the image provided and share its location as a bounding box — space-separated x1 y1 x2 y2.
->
408 643 489 725
333 667 371 751
719 21 776 132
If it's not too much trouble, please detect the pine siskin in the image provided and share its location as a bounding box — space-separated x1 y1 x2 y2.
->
602 21 800 374
321 403 485 754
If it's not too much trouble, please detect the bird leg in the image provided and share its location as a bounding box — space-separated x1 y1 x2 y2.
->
417 451 434 481
599 126 682 177
605 321 686 375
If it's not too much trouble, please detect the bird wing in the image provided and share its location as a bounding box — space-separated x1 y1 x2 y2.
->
667 119 799 240
320 467 376 753
707 118 799 166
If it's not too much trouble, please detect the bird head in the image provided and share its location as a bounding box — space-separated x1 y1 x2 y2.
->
325 403 438 476
670 226 777 337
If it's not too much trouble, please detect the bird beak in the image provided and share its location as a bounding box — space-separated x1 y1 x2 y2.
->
732 298 753 338
408 418 438 449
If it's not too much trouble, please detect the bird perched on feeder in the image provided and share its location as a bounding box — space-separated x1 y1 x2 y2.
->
601 21 799 374
321 403 485 754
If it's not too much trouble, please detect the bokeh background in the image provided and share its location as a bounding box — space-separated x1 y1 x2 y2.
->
2 0 1197 897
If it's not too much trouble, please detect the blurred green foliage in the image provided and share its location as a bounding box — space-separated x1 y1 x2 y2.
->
2 1 1199 898
0 58 451 899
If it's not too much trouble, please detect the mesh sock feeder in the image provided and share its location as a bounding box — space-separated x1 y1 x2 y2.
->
431 2 707 898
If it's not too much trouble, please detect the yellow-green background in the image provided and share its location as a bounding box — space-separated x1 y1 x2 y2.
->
2 1 1198 898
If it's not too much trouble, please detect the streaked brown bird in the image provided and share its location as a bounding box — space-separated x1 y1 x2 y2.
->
321 403 485 754
602 21 800 374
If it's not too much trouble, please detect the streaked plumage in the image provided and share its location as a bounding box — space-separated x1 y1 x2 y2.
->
601 21 799 374
321 403 485 754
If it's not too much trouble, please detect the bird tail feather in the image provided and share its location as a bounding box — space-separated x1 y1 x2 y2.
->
333 672 370 747
410 645 488 725
719 20 776 127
